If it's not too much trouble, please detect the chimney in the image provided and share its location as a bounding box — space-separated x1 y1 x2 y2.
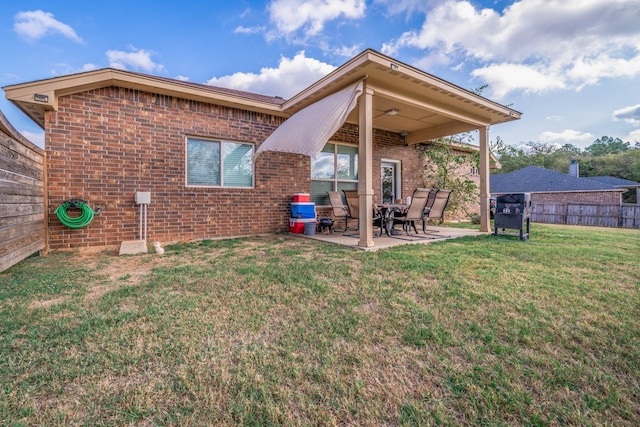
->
569 159 579 177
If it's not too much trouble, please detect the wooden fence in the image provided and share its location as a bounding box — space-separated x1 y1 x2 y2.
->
0 110 46 272
531 203 640 229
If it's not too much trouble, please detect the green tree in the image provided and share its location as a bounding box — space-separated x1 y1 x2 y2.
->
421 137 479 219
586 136 630 156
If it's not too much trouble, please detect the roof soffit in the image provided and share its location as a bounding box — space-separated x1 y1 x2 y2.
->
3 68 287 129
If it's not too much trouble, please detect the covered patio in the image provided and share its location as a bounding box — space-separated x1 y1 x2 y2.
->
258 49 521 249
295 225 485 251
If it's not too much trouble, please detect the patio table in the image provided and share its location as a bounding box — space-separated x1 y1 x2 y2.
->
376 203 407 236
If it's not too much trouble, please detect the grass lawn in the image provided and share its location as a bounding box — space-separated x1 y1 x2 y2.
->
1 224 638 426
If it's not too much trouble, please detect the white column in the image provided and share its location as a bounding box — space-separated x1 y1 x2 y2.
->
358 84 375 247
479 125 490 232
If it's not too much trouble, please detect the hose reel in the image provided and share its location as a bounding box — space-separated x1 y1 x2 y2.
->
55 198 95 229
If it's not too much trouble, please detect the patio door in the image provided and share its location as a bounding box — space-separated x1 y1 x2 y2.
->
381 161 399 203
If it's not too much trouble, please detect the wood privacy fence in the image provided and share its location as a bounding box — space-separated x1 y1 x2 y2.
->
531 203 640 229
0 110 46 272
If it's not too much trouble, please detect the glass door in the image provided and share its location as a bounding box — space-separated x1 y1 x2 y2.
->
381 162 396 203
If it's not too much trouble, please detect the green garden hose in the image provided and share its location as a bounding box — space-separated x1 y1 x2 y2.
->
55 200 95 229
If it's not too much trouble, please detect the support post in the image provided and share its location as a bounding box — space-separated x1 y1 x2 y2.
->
479 125 490 232
358 84 375 247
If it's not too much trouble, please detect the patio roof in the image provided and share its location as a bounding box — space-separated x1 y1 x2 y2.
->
283 49 521 144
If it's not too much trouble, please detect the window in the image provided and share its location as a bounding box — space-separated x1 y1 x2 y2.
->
186 138 254 187
311 142 358 205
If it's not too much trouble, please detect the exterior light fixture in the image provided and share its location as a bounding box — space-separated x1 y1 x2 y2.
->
384 108 399 116
34 94 48 103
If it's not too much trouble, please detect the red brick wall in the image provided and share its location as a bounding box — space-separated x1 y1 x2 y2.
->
46 87 432 249
46 87 306 249
374 130 425 200
532 191 622 205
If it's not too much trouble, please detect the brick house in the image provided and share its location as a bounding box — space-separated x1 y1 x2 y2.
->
4 49 520 250
490 165 627 205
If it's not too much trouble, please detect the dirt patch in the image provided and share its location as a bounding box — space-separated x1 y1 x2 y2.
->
82 252 177 302
29 295 69 309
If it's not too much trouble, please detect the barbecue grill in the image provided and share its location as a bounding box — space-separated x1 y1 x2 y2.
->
493 193 531 240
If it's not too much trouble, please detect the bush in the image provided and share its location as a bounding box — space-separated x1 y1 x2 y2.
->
469 213 481 224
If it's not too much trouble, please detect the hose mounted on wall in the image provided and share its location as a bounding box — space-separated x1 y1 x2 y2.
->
55 198 95 229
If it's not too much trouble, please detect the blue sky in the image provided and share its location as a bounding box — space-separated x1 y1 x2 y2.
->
2 0 640 149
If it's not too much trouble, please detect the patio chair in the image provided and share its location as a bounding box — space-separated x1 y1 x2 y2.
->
390 188 431 237
328 191 356 232
424 188 437 213
422 189 452 234
342 190 384 236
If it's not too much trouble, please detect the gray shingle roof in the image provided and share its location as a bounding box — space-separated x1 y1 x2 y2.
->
584 176 640 188
490 166 623 193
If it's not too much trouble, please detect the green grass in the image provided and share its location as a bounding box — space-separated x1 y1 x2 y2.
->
1 225 638 426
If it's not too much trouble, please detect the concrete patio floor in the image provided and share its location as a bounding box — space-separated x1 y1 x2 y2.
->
292 225 487 251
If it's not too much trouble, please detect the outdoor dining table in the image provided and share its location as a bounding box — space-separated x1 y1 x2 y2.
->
376 203 408 236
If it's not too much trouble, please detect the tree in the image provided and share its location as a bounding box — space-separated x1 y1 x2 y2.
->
421 137 479 219
586 136 630 156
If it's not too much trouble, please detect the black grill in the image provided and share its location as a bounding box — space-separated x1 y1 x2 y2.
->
493 193 531 240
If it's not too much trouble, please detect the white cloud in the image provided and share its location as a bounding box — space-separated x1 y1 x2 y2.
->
385 0 640 98
81 63 99 72
175 75 190 82
234 25 265 35
205 51 336 98
267 0 366 40
21 130 45 148
14 10 83 43
50 62 99 76
106 48 165 73
373 0 440 15
627 129 640 143
539 129 594 144
569 55 640 91
613 104 640 125
411 49 453 70
471 63 565 99
333 44 363 58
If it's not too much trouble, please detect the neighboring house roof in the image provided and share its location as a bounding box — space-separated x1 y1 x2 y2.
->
3 49 521 145
584 176 640 188
490 166 625 194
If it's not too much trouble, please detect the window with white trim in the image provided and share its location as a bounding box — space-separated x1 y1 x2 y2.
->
311 142 358 205
186 137 254 187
